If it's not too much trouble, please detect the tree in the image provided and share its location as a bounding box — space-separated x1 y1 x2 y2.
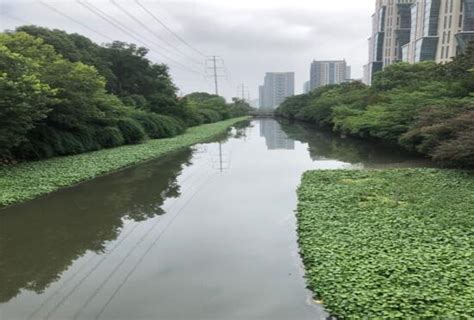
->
0 44 54 154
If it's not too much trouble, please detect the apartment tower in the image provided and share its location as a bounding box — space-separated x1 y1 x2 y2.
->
309 60 351 90
258 72 295 109
364 0 415 84
403 0 474 64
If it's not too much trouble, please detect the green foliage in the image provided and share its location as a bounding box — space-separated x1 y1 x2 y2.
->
0 27 247 161
117 118 146 144
401 102 474 167
372 61 443 91
0 44 54 155
297 169 474 318
197 108 223 123
0 117 249 207
131 111 185 138
96 126 125 148
276 53 474 167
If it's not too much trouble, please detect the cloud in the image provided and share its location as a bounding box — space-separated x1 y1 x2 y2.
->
0 0 373 99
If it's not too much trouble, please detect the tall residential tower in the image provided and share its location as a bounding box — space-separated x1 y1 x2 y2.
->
258 72 295 109
309 60 351 90
364 0 474 85
364 0 415 85
403 0 474 64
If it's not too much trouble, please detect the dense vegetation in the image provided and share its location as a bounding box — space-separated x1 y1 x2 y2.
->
297 169 474 318
0 117 248 208
0 26 251 161
276 46 474 167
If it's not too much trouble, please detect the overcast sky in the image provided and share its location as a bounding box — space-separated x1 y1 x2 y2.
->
1 0 374 101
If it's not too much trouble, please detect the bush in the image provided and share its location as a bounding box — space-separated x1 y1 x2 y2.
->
197 109 222 123
96 126 125 148
131 112 185 139
117 118 145 144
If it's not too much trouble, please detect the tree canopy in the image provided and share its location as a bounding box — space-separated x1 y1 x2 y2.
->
0 26 250 161
276 46 474 167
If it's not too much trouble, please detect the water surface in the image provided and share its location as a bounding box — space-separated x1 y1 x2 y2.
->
0 119 430 320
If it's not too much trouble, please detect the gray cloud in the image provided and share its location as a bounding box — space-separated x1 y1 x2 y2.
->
1 0 373 100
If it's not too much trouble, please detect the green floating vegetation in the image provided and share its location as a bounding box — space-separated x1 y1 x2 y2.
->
297 169 474 318
0 117 248 208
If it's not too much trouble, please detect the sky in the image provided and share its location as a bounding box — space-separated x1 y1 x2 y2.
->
0 0 374 102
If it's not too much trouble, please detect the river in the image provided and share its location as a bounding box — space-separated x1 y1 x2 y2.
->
0 118 431 320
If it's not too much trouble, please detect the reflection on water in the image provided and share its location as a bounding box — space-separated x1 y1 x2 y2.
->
278 120 432 168
0 119 432 320
0 150 193 303
260 118 295 150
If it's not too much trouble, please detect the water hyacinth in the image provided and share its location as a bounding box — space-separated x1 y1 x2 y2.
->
297 169 474 318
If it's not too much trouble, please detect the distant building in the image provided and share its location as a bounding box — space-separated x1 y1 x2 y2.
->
309 60 351 90
258 72 295 109
364 0 414 85
303 81 310 94
403 0 474 64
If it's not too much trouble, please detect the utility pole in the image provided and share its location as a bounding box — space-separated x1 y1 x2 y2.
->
206 56 226 96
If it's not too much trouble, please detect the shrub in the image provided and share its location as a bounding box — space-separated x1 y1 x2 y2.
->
197 109 222 124
117 118 145 144
96 126 125 148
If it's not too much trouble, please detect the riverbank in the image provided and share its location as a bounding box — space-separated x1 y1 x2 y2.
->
0 117 249 208
297 169 474 318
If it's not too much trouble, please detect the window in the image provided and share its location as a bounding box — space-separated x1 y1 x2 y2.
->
446 46 450 58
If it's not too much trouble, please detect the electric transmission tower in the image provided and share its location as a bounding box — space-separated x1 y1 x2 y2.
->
205 56 226 96
236 84 250 102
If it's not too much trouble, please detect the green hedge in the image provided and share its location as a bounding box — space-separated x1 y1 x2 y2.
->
297 169 474 318
0 117 249 208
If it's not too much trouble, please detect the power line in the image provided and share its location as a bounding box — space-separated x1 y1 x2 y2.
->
134 0 207 57
74 0 203 75
109 0 205 68
38 0 115 42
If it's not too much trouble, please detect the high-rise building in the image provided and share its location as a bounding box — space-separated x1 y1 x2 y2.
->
258 72 295 109
303 81 310 94
364 0 474 85
364 0 415 85
403 0 474 64
309 60 351 90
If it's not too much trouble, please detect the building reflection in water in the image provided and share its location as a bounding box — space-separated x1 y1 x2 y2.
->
259 118 295 150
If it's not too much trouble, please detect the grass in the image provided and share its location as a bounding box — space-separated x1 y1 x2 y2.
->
297 169 474 318
0 117 249 208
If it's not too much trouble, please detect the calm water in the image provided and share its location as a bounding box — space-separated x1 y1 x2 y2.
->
0 119 430 320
